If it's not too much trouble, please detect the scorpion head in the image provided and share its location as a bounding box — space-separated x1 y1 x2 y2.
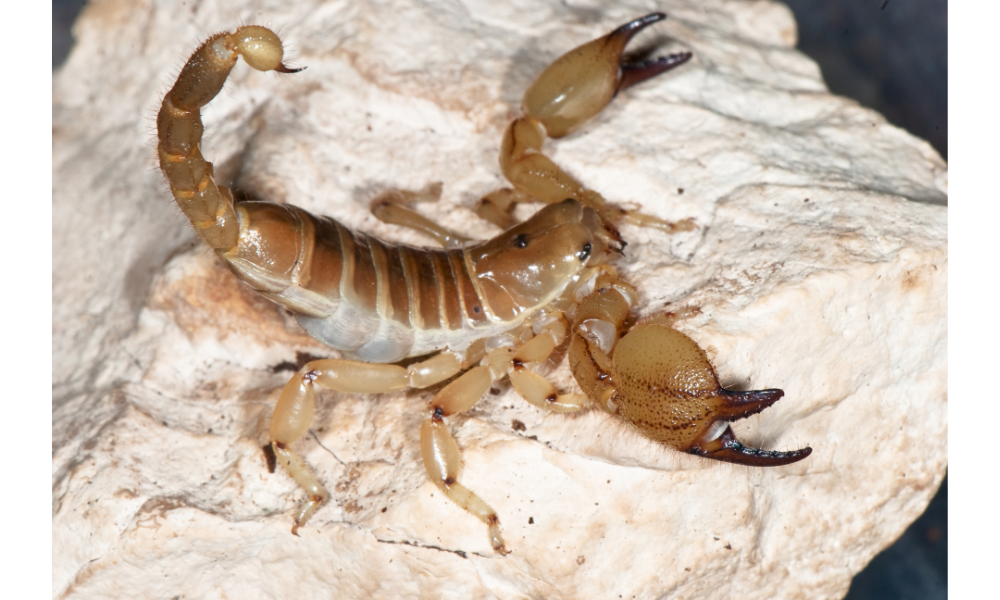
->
468 199 622 320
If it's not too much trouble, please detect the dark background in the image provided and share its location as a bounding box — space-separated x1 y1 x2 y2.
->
52 1 947 597
781 2 947 599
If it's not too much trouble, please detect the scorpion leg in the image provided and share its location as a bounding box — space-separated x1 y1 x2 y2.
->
270 349 485 538
474 188 533 230
407 350 465 388
509 331 584 411
420 319 586 554
271 352 467 534
419 365 512 554
370 183 471 247
489 316 585 412
270 359 411 533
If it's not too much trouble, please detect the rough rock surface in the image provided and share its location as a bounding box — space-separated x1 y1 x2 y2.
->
52 0 947 598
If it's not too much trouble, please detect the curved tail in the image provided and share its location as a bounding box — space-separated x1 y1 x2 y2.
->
157 26 301 251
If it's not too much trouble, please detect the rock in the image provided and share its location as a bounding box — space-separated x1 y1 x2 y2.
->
53 0 947 598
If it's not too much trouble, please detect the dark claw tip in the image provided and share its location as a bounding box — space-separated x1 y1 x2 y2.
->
716 388 785 421
628 12 668 31
611 13 668 43
276 63 306 74
618 52 693 93
262 443 277 473
689 425 812 467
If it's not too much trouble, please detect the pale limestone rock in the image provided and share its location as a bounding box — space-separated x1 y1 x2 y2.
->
53 0 947 598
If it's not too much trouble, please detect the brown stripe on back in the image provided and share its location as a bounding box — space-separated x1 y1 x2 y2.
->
349 231 379 312
335 222 359 308
290 207 316 289
408 248 442 330
302 215 343 301
365 235 392 319
397 247 423 329
381 244 411 327
449 250 489 326
431 250 462 330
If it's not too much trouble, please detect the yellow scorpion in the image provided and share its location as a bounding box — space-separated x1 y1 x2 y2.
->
157 13 811 555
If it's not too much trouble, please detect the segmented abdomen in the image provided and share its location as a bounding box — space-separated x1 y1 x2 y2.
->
220 202 498 362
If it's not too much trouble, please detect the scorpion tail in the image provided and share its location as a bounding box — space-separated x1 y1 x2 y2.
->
157 26 301 251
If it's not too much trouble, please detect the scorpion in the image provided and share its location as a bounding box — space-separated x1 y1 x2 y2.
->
157 13 811 555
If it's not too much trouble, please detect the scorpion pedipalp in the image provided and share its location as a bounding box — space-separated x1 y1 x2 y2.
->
571 294 812 469
483 13 696 234
521 12 689 139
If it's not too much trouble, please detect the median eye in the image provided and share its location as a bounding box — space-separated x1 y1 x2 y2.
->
579 242 592 261
514 233 529 249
